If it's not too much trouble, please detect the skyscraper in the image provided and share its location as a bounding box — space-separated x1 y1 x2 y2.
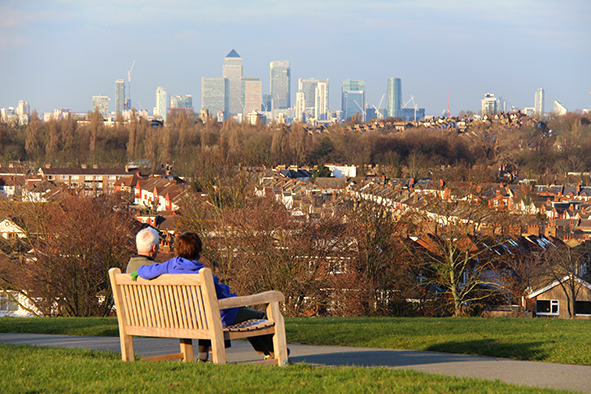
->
115 79 125 115
481 93 498 115
242 77 262 114
297 78 329 120
535 88 545 119
270 61 291 110
315 81 329 120
342 80 366 121
386 78 402 118
223 49 243 116
155 87 167 122
202 77 227 121
92 95 109 118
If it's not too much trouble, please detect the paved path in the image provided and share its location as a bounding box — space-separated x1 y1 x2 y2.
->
1 333 590 393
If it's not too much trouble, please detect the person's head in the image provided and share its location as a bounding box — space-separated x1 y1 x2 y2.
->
175 232 202 260
136 227 160 257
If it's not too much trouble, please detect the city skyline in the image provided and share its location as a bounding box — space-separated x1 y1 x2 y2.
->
1 1 590 116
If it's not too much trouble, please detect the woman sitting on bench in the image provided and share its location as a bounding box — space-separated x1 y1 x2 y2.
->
136 232 275 362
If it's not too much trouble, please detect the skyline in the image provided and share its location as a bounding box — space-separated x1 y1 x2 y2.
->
1 1 590 117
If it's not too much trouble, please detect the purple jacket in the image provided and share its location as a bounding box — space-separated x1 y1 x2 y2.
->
136 256 238 326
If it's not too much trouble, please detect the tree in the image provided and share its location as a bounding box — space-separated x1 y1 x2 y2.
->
0 195 138 317
538 244 591 319
407 195 515 316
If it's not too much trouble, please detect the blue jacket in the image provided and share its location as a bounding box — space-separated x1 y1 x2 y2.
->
137 256 238 326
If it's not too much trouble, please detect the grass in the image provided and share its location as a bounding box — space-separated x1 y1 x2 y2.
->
0 343 572 394
2 316 591 365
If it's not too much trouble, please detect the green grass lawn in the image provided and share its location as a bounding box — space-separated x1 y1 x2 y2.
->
1 316 591 365
0 343 571 394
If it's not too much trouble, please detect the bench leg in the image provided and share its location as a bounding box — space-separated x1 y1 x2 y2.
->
267 302 289 366
180 338 194 362
120 334 135 361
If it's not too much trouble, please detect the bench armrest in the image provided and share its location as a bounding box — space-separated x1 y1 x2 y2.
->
218 290 285 309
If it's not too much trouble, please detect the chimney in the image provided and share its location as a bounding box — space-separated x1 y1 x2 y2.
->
93 164 98 169
81 164 87 169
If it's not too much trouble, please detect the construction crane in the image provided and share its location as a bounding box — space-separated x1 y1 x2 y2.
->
353 100 367 122
127 60 136 110
403 96 419 122
372 94 386 119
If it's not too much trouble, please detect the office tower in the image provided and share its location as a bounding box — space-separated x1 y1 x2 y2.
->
242 77 262 114
535 88 545 119
386 78 402 118
342 80 366 121
115 79 125 115
270 61 290 110
202 77 227 121
223 49 243 116
297 78 329 119
262 94 272 112
315 81 329 120
554 100 567 116
92 95 109 118
155 87 167 122
295 91 306 121
401 108 426 122
170 95 193 110
481 93 498 115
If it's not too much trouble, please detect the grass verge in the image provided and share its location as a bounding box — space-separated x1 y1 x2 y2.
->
0 343 571 394
2 316 591 365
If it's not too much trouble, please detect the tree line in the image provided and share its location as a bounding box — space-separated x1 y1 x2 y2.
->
1 110 590 182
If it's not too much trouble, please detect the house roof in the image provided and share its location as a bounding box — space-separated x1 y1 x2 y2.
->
526 276 591 299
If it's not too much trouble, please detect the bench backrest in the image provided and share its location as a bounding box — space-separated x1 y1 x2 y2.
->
109 267 224 340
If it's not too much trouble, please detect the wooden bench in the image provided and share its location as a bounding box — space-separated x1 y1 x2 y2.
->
108 267 289 366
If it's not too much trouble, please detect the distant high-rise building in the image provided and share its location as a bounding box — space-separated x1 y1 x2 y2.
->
401 108 426 122
554 99 567 116
242 77 262 114
170 95 193 110
342 80 366 121
535 88 545 119
155 87 167 122
223 49 243 116
16 100 30 125
115 79 125 115
315 81 329 120
295 91 306 121
481 93 498 115
296 78 329 121
92 95 109 118
202 77 227 121
270 61 291 110
386 78 402 118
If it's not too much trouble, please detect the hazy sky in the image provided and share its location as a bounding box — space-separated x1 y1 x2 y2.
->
1 0 590 116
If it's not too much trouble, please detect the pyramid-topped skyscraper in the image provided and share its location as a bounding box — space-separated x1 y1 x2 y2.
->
223 49 243 116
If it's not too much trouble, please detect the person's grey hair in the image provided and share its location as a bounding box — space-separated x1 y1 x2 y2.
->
136 227 159 254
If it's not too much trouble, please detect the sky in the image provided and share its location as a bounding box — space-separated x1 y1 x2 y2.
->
1 0 590 117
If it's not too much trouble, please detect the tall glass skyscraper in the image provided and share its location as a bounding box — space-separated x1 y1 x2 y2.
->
342 79 366 121
115 79 125 115
223 49 243 116
155 87 167 122
535 88 545 119
202 77 227 120
270 61 290 110
386 78 402 118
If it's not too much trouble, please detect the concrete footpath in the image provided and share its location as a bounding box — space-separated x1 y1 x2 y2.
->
1 333 590 393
